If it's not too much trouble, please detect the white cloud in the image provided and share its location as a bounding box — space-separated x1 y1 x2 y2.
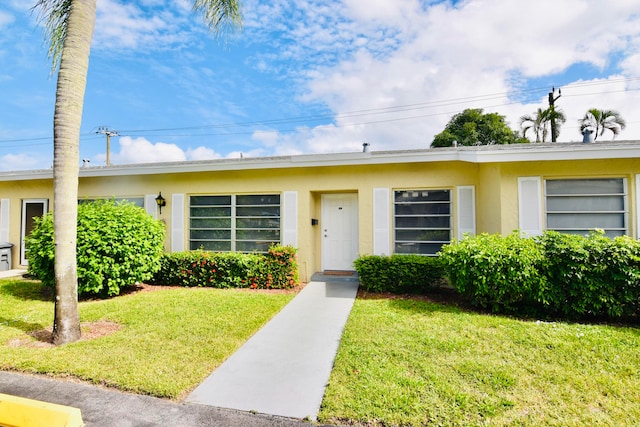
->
252 130 279 148
93 0 190 51
242 0 640 150
108 136 225 164
0 11 14 29
113 136 186 163
0 153 47 171
186 146 220 160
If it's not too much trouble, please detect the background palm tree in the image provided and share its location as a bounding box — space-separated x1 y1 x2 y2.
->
35 0 242 345
546 106 566 142
579 108 626 141
520 108 550 143
520 107 566 143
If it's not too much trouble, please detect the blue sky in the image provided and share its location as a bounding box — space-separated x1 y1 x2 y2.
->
1 0 640 170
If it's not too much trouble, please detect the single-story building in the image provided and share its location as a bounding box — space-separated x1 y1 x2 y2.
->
1 140 639 282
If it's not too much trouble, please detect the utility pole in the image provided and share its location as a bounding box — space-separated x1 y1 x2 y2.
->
548 87 562 142
96 127 119 166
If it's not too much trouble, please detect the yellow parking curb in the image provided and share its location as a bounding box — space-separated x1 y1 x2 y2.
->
0 393 83 427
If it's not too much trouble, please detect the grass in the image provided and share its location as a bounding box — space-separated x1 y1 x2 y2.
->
3 278 640 426
319 295 640 427
0 278 294 399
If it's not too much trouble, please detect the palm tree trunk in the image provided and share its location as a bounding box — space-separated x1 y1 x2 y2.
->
51 0 96 345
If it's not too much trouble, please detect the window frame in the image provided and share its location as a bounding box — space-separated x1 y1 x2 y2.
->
393 188 452 256
544 177 628 238
189 193 281 253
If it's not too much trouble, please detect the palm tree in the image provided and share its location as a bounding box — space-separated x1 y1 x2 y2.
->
546 106 566 142
520 108 550 143
520 107 566 143
34 0 242 345
579 108 626 141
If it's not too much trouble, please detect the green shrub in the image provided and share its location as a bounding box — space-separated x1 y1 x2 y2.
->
441 230 640 319
354 254 444 294
152 244 298 289
439 232 547 313
26 200 165 297
538 231 640 318
535 231 589 315
600 235 640 317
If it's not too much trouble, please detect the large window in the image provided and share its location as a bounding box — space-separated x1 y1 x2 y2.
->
545 178 627 238
394 189 451 255
189 194 281 252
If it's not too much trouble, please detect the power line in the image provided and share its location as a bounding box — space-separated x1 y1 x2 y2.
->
96 127 119 166
1 76 639 146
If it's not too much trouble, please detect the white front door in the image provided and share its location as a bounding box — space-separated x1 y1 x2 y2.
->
322 193 358 271
21 199 48 265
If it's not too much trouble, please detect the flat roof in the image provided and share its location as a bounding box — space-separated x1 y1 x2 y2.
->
1 140 639 181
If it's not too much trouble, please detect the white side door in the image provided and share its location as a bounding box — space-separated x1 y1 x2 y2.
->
21 199 48 265
321 193 358 271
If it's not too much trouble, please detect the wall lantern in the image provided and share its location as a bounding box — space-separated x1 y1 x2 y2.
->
155 192 167 214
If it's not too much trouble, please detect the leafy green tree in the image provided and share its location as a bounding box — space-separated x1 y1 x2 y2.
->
579 108 626 141
34 0 242 344
520 107 566 143
431 108 527 147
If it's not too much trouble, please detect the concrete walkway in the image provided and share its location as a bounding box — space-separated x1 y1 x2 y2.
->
0 269 26 279
186 273 359 420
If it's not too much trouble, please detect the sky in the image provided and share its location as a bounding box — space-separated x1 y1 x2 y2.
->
1 0 640 171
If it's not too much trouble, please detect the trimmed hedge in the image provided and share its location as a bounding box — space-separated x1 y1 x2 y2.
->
439 230 640 319
354 254 445 294
26 199 165 297
151 244 299 289
538 231 640 318
439 232 547 313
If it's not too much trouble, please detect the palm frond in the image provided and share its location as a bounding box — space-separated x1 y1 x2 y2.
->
579 108 626 140
192 0 243 36
33 0 73 73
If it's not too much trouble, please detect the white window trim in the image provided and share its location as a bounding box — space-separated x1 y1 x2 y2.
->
456 186 476 240
373 188 390 255
518 176 543 237
0 199 9 243
282 191 298 247
171 193 185 252
636 175 640 239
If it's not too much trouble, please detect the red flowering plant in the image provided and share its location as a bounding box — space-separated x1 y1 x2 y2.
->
248 244 299 289
152 245 299 289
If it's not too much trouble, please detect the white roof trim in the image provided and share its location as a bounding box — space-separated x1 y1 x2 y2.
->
1 140 640 181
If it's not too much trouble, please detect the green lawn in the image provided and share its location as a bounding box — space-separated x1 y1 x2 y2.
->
0 278 294 399
3 279 639 426
319 296 640 426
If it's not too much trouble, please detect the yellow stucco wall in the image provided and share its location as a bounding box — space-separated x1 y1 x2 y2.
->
494 158 640 236
0 161 478 279
1 156 639 280
117 162 477 278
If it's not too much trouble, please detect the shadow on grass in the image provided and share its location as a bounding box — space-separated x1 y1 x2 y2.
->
358 286 471 315
0 279 52 302
0 316 48 340
359 286 640 329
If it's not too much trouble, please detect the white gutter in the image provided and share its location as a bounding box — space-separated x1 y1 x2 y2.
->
0 141 639 181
